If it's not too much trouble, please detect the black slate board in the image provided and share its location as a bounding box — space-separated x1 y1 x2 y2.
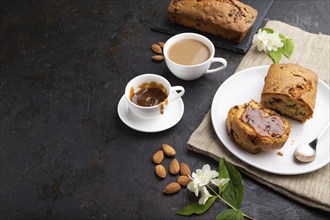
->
150 0 274 54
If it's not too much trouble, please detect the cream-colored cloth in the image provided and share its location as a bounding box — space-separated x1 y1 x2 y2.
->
187 20 330 211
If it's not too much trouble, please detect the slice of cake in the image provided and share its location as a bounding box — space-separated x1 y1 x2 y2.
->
261 64 318 122
226 100 291 154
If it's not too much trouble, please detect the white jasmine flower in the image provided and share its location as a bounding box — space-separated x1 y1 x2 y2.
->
193 164 219 186
187 164 218 197
198 186 212 205
253 29 284 52
187 164 230 200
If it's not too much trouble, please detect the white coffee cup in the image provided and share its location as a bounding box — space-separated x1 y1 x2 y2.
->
163 33 227 81
125 74 185 119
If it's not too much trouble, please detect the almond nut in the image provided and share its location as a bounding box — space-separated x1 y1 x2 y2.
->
162 144 176 157
163 182 181 194
158 42 165 48
151 44 162 54
177 175 192 187
152 150 164 164
155 164 166 179
180 162 191 176
169 158 180 175
151 55 164 62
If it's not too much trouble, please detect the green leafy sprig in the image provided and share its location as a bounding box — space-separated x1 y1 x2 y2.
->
176 158 254 220
262 28 294 64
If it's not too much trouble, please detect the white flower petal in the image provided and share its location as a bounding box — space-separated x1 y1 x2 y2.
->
198 196 207 205
198 186 212 205
196 169 202 175
202 164 211 172
210 179 221 186
211 178 230 187
267 44 273 51
187 181 199 197
209 170 219 179
187 181 194 191
256 43 265 52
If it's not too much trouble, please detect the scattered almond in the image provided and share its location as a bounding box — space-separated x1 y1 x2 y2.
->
169 158 180 175
158 41 165 48
152 55 164 62
163 182 181 194
177 175 192 187
151 44 162 54
155 164 166 179
162 144 176 157
152 150 164 164
180 162 191 176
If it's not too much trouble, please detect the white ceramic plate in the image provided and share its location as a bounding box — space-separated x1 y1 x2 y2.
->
211 65 330 175
117 95 184 133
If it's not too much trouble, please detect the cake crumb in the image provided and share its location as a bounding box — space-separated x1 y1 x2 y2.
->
277 151 284 156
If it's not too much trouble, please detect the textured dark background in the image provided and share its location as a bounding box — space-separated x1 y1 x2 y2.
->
1 0 329 219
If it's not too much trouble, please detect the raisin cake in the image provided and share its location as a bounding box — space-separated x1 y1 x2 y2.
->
261 64 318 123
227 100 291 154
167 0 258 43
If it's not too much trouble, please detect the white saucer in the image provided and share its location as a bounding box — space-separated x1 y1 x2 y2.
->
117 95 184 132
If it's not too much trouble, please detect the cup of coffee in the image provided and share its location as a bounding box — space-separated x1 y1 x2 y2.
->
125 74 185 119
163 33 227 81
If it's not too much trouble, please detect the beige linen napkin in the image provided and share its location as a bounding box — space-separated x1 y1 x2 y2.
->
187 20 330 211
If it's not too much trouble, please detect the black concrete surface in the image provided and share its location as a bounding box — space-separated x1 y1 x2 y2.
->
1 0 329 219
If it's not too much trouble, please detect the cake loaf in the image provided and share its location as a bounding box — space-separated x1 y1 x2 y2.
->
167 0 258 43
227 100 291 154
261 64 318 123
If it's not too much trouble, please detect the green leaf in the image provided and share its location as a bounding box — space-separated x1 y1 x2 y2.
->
281 38 294 59
261 28 274 34
216 209 244 220
279 33 285 40
218 158 229 193
268 49 282 64
220 159 244 209
219 158 229 179
176 197 216 216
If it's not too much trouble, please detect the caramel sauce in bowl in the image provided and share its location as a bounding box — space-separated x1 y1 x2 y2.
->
124 74 184 119
129 81 167 107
